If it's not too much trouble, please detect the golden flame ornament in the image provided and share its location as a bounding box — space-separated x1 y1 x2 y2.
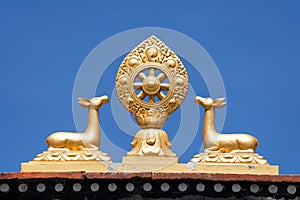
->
115 36 188 156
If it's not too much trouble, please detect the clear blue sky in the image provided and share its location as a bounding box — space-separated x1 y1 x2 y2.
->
0 1 300 174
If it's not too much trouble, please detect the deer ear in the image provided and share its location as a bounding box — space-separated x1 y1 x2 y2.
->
213 98 226 107
78 98 91 108
194 96 202 104
215 102 226 108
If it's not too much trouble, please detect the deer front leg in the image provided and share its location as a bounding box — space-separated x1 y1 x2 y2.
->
79 144 99 151
204 146 220 153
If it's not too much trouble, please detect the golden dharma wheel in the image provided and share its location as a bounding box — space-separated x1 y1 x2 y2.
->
115 36 188 115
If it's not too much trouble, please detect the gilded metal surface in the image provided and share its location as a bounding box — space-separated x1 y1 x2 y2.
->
115 36 188 156
190 153 268 164
195 96 259 153
128 129 175 156
33 151 111 162
46 96 109 151
27 95 112 163
115 35 188 115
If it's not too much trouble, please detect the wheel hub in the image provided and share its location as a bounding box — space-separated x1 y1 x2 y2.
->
142 76 160 95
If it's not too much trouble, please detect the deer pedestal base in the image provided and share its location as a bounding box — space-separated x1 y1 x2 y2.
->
21 150 112 172
186 163 279 175
30 150 111 162
189 152 279 175
21 161 110 172
190 152 269 164
114 156 179 172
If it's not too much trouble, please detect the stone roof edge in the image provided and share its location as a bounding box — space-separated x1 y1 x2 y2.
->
1 172 300 183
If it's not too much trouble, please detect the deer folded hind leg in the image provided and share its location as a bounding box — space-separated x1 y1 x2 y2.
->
230 149 254 153
47 147 71 152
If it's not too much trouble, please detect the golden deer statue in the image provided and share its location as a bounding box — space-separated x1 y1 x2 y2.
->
46 96 109 151
195 96 259 153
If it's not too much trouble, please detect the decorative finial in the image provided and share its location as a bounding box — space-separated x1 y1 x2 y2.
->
115 36 188 156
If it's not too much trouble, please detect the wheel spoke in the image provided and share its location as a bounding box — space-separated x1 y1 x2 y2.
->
160 83 169 91
149 68 155 76
157 91 166 100
133 82 143 90
137 91 146 100
157 73 167 82
148 95 155 103
138 72 146 81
